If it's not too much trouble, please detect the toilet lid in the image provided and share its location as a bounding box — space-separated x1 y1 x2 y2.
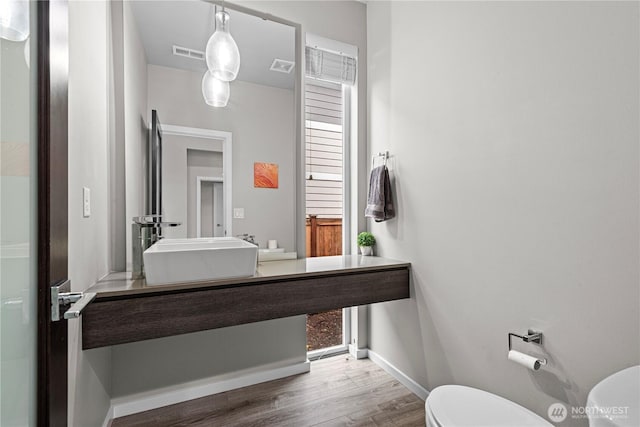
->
426 385 553 427
587 365 639 427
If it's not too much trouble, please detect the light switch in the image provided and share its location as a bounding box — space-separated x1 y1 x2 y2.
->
233 208 244 219
83 187 91 218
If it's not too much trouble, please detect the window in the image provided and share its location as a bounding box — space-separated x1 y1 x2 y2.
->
304 37 357 358
305 81 343 219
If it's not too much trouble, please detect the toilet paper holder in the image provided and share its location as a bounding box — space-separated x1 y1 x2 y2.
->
508 329 547 367
508 329 543 350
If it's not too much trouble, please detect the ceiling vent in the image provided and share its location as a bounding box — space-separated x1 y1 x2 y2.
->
270 59 295 74
172 45 205 61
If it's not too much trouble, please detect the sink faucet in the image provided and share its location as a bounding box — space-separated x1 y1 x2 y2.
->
236 234 259 268
131 215 181 279
236 233 257 246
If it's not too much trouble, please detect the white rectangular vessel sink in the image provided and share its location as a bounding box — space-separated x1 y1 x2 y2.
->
143 237 258 286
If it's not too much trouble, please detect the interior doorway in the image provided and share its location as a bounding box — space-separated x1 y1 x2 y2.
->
197 177 224 237
159 125 232 240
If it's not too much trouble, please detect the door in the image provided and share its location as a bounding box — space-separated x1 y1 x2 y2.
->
2 1 69 425
200 181 215 237
36 0 71 425
213 182 224 237
1 1 69 425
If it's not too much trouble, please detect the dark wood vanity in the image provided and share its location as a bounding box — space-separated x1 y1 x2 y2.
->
81 256 410 349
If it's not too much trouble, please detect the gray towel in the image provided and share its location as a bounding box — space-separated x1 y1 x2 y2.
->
365 165 395 222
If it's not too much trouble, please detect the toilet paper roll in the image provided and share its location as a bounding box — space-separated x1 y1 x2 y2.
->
508 350 543 371
268 240 278 249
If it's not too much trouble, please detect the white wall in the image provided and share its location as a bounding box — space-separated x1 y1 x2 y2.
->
109 0 127 272
147 64 296 250
111 317 306 396
123 0 148 270
367 2 639 425
67 1 112 425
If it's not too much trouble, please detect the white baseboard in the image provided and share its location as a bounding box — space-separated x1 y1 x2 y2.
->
110 359 311 418
101 405 114 427
367 349 429 401
348 344 369 359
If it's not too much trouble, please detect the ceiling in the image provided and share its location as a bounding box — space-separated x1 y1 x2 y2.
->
130 1 296 89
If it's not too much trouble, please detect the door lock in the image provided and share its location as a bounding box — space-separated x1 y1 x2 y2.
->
51 280 96 321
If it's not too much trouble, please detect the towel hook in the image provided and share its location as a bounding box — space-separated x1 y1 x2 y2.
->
372 151 389 169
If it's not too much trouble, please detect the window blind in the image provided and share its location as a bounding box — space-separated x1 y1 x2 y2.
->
305 46 357 86
305 82 343 218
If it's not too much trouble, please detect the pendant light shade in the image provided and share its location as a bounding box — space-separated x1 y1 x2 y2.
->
23 36 29 68
205 11 240 82
202 71 230 107
0 0 30 42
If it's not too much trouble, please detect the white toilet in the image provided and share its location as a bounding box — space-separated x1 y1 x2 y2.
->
425 385 553 427
587 365 639 427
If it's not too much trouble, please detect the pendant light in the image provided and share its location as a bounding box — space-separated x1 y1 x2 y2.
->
0 0 30 42
201 70 230 107
23 36 29 68
205 5 240 82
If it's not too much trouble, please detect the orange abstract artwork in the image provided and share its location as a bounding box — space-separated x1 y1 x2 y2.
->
254 162 279 189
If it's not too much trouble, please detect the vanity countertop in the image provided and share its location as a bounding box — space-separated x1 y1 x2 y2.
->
82 255 411 349
88 255 410 298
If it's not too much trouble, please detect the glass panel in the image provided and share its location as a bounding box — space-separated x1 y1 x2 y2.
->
0 1 37 425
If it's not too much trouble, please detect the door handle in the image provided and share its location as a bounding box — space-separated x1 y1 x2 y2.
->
51 280 97 321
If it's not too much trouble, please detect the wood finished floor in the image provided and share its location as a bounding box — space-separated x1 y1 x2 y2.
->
111 355 425 427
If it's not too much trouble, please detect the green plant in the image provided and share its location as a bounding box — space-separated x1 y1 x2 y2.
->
357 232 376 247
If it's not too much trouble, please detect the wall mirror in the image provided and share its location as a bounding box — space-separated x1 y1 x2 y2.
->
120 0 300 268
